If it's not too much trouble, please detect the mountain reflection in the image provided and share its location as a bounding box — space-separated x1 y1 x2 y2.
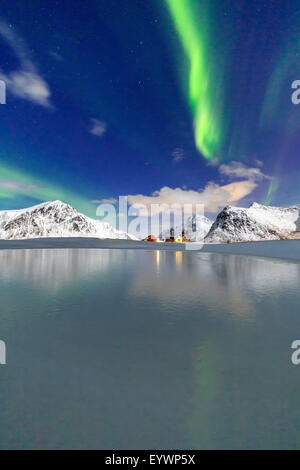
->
0 249 124 289
131 251 300 318
0 249 299 300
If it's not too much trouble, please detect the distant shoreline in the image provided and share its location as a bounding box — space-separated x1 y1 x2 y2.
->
0 237 300 262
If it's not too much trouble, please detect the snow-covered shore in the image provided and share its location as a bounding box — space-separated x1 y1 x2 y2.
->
0 237 300 262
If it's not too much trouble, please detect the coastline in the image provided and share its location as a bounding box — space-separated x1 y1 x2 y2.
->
0 237 300 262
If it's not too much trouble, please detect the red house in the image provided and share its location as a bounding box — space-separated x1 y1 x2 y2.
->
146 235 158 242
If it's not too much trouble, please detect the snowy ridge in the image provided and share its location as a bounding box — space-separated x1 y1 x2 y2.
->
184 214 213 241
205 202 300 243
160 214 213 241
1 200 299 244
0 200 135 240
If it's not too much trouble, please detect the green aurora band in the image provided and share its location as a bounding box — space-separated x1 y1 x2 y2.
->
165 0 225 160
259 12 300 204
264 179 279 206
0 161 94 216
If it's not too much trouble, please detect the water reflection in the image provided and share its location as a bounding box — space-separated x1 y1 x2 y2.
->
175 251 183 268
1 248 300 321
155 250 160 273
131 251 300 319
0 249 299 449
1 248 299 293
0 249 125 289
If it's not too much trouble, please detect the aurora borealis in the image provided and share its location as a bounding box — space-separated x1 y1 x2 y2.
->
165 0 225 160
0 161 91 214
0 0 300 215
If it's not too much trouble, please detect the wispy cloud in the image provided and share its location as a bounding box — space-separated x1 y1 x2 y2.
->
218 161 269 182
0 179 42 194
89 118 107 137
172 148 185 163
0 20 52 108
90 197 117 204
1 71 52 108
49 50 63 62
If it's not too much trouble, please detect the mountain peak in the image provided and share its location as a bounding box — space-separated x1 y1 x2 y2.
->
205 202 300 243
36 200 72 209
248 202 262 209
0 201 134 241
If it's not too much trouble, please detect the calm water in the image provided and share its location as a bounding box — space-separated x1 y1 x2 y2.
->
0 248 300 450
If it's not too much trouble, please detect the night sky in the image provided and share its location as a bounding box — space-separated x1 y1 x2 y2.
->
0 0 300 217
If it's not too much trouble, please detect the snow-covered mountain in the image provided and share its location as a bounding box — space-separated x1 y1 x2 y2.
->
2 200 299 244
0 200 135 240
160 214 213 241
205 202 300 243
183 214 213 241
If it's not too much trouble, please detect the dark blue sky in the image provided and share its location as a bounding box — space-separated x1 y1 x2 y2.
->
0 0 299 216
